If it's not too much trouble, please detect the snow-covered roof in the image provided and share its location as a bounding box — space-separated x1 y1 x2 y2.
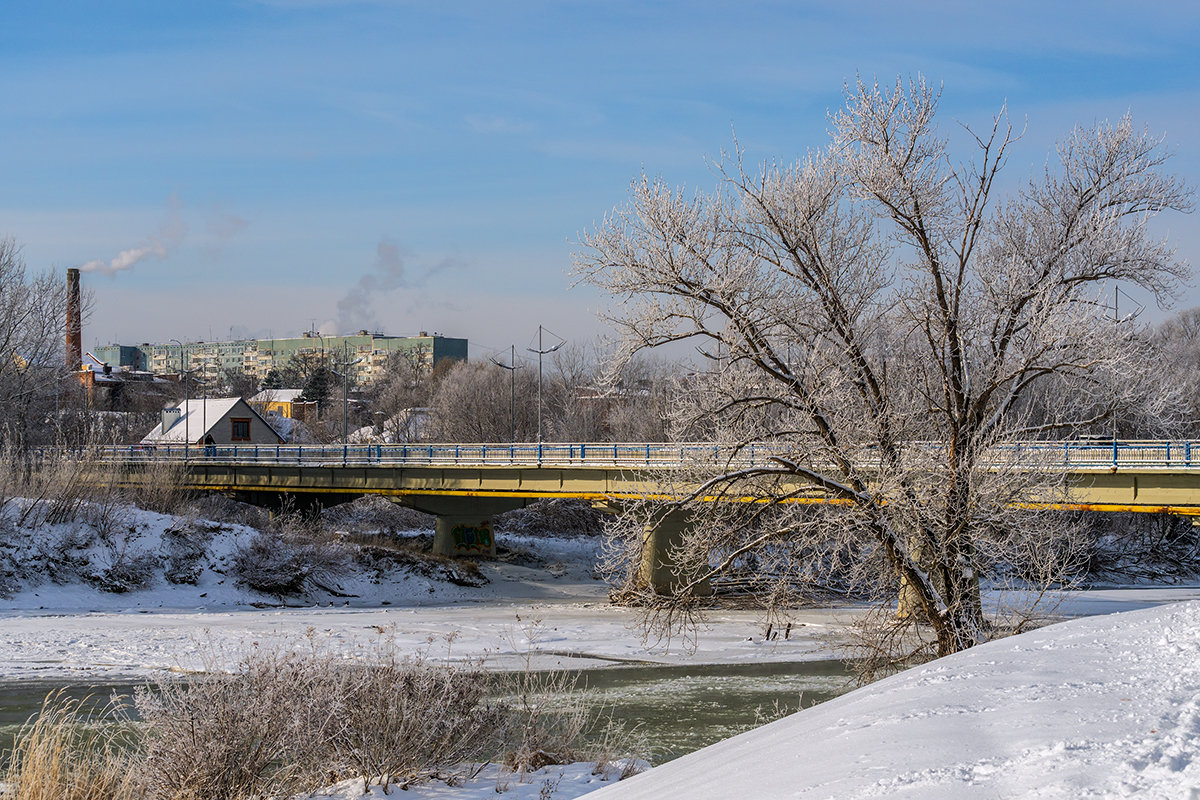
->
141 397 249 443
250 388 306 403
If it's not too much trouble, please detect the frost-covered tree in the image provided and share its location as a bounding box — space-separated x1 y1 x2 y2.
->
0 238 72 448
574 77 1192 658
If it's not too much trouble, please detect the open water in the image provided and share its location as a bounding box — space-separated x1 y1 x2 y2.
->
0 659 852 767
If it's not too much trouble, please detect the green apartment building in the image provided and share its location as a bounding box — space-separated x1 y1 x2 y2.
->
93 331 467 385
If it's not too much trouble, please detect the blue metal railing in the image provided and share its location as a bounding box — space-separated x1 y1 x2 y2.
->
64 439 1200 470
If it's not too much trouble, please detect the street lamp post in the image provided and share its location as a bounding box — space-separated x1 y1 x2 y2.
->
527 325 565 446
332 342 363 447
488 345 523 443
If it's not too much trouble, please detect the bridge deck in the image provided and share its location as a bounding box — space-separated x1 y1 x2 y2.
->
64 440 1200 516
88 440 1200 470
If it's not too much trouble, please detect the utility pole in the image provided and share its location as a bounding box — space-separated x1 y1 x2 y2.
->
527 325 565 445
342 342 350 445
200 357 212 453
170 339 189 455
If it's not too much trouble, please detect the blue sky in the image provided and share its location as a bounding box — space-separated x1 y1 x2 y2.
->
3 1 1199 359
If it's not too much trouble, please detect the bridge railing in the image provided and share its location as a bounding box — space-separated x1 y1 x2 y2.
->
85 442 762 468
75 440 1200 469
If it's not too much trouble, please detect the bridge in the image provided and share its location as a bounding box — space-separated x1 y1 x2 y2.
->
86 439 1200 591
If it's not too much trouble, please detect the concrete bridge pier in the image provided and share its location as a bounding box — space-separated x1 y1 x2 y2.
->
400 496 528 559
432 515 497 557
638 508 713 597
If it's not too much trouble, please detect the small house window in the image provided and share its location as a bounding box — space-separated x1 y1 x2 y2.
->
231 418 251 441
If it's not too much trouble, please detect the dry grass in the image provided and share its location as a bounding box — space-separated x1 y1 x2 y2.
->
3 692 140 800
121 460 193 516
2 635 645 800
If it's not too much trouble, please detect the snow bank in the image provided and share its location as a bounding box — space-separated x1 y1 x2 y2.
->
581 601 1200 799
310 761 644 800
0 501 606 614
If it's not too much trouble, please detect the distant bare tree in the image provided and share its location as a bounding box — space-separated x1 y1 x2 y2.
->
1154 307 1200 433
428 360 538 442
0 238 74 448
602 355 677 442
575 76 1192 659
548 342 606 441
218 367 260 400
547 341 679 442
365 347 436 442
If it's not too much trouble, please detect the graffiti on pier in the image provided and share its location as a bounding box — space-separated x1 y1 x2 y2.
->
451 522 494 554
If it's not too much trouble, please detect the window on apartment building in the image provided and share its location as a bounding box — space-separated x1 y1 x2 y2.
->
231 418 251 442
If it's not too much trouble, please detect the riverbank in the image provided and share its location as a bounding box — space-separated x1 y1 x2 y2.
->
4 502 1200 798
1 507 1198 679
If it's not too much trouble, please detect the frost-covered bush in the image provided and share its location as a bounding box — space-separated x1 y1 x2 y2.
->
137 646 340 800
1083 512 1200 582
82 521 160 593
331 650 507 793
231 513 351 596
135 635 637 798
322 493 433 533
160 521 218 585
494 499 604 538
137 641 504 797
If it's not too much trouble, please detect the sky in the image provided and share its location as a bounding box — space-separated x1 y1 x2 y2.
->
3 1 1200 362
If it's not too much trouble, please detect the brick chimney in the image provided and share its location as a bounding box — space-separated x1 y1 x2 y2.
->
66 268 82 373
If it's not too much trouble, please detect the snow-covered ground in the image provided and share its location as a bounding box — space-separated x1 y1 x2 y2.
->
3 501 1200 798
0 503 857 678
582 600 1200 799
308 762 645 800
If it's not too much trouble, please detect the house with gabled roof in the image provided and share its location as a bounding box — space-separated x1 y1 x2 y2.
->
142 397 284 446
248 388 318 422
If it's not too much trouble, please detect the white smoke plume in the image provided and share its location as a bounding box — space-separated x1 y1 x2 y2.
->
335 239 461 334
79 196 187 275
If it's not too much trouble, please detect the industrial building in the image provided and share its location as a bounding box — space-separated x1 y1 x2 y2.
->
93 330 467 385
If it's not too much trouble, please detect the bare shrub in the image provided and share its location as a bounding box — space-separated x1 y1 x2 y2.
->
78 491 132 546
322 494 433 533
159 521 218 586
495 499 604 538
230 529 348 596
329 646 506 793
355 541 487 587
84 528 159 594
231 512 351 597
498 666 591 773
585 718 650 782
183 494 269 529
495 619 605 775
1084 512 1200 581
13 450 97 528
135 646 340 800
4 692 140 800
122 459 192 515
